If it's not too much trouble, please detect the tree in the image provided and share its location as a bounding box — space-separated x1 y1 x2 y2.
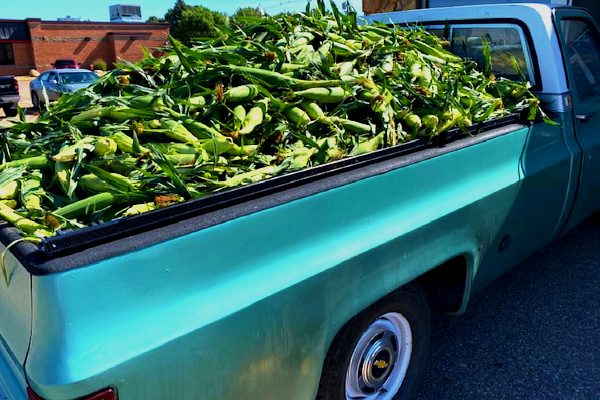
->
146 16 164 23
177 7 227 42
232 7 265 29
164 0 188 28
233 7 264 19
164 0 227 44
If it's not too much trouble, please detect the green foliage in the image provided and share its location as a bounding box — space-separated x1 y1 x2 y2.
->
146 16 165 23
164 0 227 44
92 58 108 71
232 7 265 28
234 7 263 18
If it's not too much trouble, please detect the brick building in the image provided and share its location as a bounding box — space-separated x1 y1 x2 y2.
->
0 19 169 76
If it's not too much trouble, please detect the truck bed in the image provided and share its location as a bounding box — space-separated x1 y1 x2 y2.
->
1 113 525 274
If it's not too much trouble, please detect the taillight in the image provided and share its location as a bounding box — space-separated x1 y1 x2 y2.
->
28 386 116 400
11 78 18 92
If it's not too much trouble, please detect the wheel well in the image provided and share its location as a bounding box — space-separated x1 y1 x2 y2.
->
417 256 468 313
316 257 469 397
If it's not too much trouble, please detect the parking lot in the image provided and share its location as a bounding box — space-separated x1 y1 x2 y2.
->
417 218 600 400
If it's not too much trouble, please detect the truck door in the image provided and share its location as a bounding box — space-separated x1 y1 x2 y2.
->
554 10 600 229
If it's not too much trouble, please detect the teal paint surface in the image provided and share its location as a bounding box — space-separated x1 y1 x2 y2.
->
0 245 31 400
24 127 531 399
554 10 600 231
473 114 580 291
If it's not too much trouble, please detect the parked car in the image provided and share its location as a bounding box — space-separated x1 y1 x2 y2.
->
51 59 80 69
0 75 19 117
29 69 98 109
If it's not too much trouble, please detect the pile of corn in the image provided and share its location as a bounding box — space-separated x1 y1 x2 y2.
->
0 1 539 239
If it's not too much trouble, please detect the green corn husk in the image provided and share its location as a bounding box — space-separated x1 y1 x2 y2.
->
225 85 259 102
0 2 542 238
239 104 265 135
0 156 48 172
294 87 350 103
0 201 51 236
0 181 18 200
111 132 150 155
182 119 224 140
20 171 44 211
94 137 118 156
285 106 311 126
160 119 200 144
232 105 246 131
1 200 17 209
122 202 156 216
52 137 97 162
350 132 385 156
54 192 126 219
301 101 325 121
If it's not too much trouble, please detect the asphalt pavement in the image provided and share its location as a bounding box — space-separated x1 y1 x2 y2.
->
417 218 600 400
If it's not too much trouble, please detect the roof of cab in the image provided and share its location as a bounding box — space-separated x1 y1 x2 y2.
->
364 3 555 25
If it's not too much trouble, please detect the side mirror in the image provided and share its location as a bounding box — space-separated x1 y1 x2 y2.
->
49 79 58 84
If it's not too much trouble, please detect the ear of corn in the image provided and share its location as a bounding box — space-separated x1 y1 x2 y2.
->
111 132 150 155
159 119 200 144
0 181 18 200
225 85 259 103
0 201 51 236
54 192 126 219
0 156 48 172
20 171 43 211
232 105 246 131
294 87 350 103
239 104 265 135
285 107 311 126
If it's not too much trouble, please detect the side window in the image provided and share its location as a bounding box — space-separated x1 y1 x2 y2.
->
560 18 600 100
450 26 534 84
39 73 49 82
426 28 445 39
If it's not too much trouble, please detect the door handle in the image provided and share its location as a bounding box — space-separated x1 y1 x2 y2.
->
576 112 596 122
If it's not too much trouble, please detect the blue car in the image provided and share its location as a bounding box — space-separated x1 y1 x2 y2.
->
29 68 98 109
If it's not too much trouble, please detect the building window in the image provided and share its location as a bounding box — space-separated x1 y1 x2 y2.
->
0 22 29 41
0 43 15 65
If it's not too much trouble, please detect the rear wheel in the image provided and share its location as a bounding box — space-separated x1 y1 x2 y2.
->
317 286 431 400
2 105 17 117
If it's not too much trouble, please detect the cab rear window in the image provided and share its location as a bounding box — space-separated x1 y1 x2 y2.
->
427 23 536 85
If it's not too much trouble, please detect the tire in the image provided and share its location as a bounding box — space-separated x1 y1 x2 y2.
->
316 285 431 400
31 92 40 110
2 105 17 117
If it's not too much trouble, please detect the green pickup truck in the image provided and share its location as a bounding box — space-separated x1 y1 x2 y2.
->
2 3 600 400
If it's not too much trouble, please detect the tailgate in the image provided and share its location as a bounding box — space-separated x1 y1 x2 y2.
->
0 241 31 400
0 77 17 95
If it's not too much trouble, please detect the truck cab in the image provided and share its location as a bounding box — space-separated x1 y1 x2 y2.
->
368 4 600 287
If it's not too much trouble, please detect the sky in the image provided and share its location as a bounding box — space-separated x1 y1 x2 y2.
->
2 0 363 21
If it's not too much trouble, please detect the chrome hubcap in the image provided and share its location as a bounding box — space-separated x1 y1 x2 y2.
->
346 312 413 400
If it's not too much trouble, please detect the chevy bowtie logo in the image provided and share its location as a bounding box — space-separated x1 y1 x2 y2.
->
374 360 389 369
